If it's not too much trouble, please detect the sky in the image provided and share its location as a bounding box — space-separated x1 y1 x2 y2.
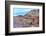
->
13 8 32 16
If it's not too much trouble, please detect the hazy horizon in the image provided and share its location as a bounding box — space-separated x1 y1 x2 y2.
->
13 8 32 16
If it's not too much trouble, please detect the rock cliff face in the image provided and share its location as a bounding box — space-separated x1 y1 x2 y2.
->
13 9 39 28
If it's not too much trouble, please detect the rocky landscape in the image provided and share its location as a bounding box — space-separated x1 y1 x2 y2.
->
13 9 39 28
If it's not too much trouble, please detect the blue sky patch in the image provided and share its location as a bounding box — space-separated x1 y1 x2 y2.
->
13 8 32 16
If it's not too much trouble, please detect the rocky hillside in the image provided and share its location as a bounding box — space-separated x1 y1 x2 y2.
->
25 9 39 16
13 9 39 28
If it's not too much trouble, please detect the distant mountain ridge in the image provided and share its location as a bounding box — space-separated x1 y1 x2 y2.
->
24 9 39 16
16 9 39 17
